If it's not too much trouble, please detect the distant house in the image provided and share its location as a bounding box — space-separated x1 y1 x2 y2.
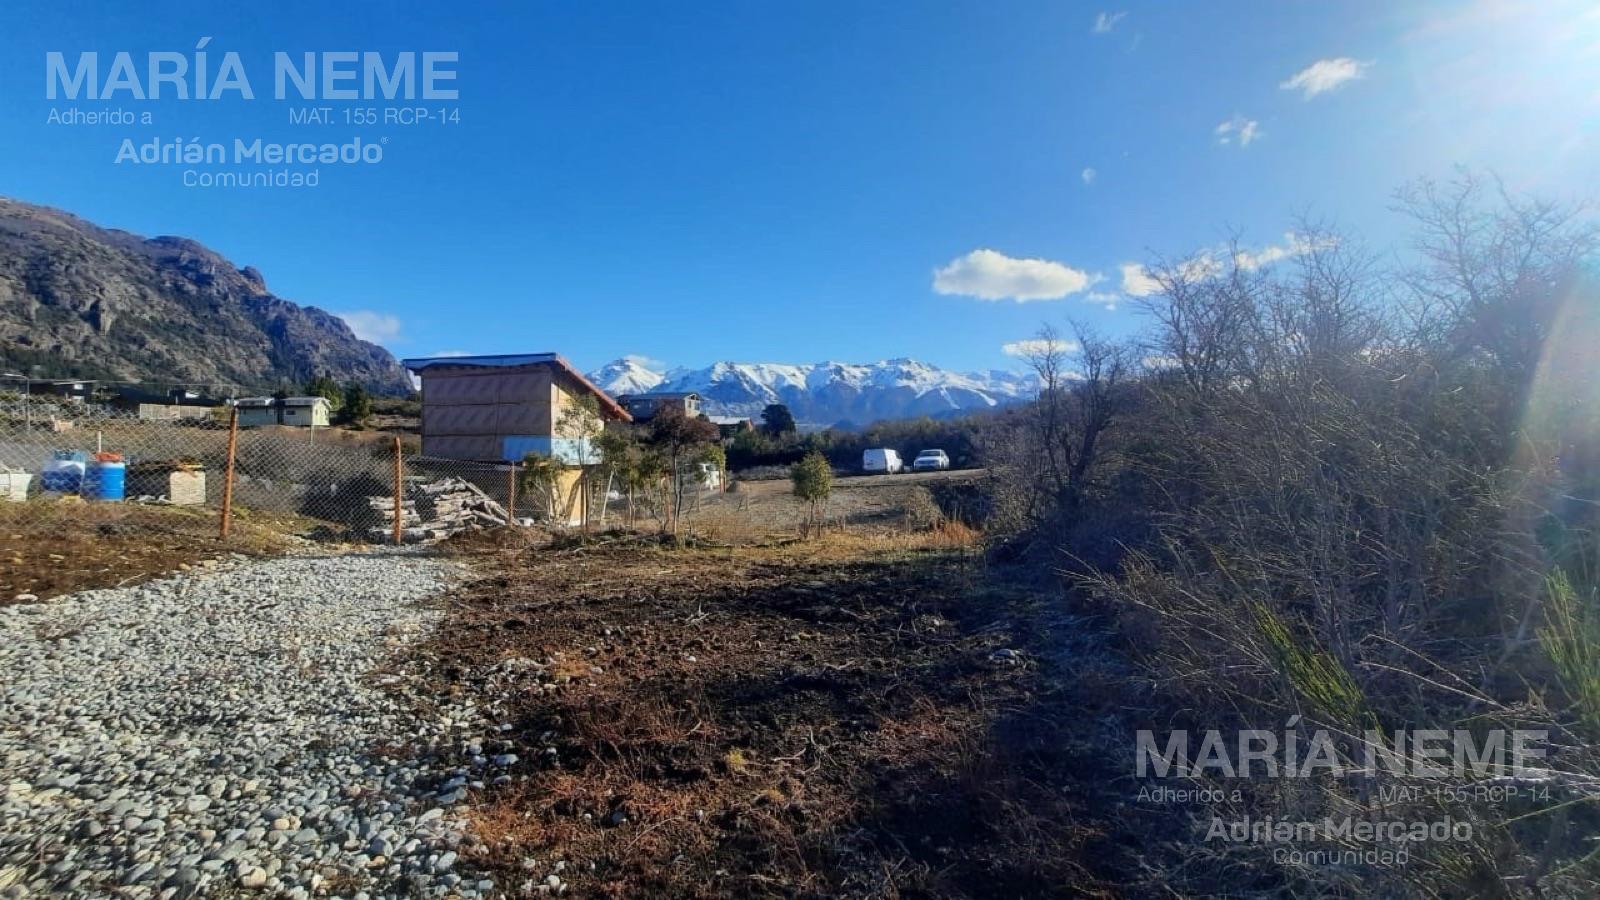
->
5 378 96 403
136 403 218 422
400 353 632 525
111 386 225 421
707 415 754 438
233 396 332 428
616 391 701 422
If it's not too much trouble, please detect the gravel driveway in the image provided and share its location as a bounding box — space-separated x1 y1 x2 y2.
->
0 550 498 899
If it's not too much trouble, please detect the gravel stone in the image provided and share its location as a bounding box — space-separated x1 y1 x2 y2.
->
0 551 482 898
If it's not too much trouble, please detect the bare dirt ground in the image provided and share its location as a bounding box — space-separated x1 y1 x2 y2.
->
686 468 987 543
415 473 1144 898
0 503 292 602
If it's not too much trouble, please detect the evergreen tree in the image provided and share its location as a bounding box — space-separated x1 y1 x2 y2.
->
342 382 373 426
761 403 797 436
304 374 344 409
790 450 833 536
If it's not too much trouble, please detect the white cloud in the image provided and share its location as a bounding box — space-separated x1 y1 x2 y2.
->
1002 337 1080 358
337 310 403 344
933 249 1092 302
1280 57 1372 99
1232 231 1337 270
1119 262 1162 297
1215 114 1262 147
1119 233 1337 298
619 353 665 369
1121 256 1223 295
1085 290 1121 310
1081 167 1098 186
1092 11 1128 34
427 350 473 358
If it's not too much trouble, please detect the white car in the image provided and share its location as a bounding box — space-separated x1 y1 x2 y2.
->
912 449 950 471
862 448 904 474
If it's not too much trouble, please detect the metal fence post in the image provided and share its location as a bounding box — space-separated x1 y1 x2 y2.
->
506 463 518 526
393 436 404 546
219 407 239 538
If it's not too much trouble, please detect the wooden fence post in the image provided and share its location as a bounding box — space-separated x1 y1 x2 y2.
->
219 407 239 538
507 463 518 526
393 437 404 546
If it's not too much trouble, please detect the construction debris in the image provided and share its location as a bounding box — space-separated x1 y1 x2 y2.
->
368 476 513 542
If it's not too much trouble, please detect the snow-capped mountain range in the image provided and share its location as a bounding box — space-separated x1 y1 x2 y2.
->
588 356 1038 427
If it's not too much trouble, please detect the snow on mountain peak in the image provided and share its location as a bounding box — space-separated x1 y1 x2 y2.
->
587 356 1037 427
588 356 665 394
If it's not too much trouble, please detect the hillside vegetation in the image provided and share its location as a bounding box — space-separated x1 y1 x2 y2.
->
976 173 1600 895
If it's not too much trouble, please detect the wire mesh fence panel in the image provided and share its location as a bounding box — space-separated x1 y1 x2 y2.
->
0 400 522 544
0 401 234 528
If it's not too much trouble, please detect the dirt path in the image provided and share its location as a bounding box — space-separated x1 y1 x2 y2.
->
415 530 1137 898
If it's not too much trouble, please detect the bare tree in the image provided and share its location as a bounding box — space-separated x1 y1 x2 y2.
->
1060 320 1132 505
1020 323 1071 496
1394 170 1597 380
1006 320 1134 532
555 393 605 529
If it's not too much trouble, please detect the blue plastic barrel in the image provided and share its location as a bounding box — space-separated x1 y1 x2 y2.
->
40 453 87 493
84 459 126 501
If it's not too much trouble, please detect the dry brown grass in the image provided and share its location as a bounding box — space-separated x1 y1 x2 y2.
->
927 517 982 547
688 469 985 544
0 502 292 602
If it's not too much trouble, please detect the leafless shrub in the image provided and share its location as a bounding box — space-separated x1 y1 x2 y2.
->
977 320 1140 566
990 174 1600 894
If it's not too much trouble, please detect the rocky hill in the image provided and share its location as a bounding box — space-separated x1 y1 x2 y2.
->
590 356 1037 428
0 198 412 394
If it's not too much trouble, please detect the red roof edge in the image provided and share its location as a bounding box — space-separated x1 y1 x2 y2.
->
550 354 633 422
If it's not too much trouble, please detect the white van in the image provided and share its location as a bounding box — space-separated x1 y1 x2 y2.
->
862 448 903 474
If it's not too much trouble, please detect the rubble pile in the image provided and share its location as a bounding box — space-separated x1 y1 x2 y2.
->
369 477 512 542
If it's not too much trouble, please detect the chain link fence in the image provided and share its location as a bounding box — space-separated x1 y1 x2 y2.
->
0 399 529 543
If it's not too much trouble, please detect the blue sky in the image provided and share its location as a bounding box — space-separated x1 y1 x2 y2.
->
1 1 1596 376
